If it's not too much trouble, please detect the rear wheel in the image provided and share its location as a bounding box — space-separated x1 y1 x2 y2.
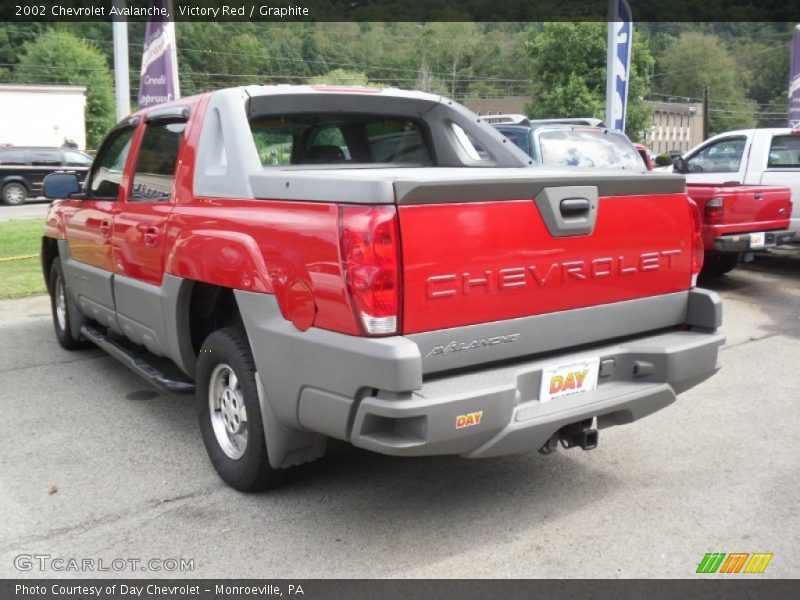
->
196 326 282 492
48 258 89 350
700 253 740 278
2 182 27 206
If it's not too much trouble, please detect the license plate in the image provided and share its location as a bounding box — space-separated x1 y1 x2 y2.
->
539 357 600 403
749 232 766 249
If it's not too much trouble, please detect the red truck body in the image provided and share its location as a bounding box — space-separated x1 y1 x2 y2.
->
399 193 695 333
687 183 793 250
39 86 725 491
633 143 653 171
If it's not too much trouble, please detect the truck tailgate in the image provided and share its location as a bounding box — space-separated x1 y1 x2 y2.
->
687 183 792 235
396 172 694 334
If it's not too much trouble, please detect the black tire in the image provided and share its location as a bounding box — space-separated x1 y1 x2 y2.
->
2 182 27 206
700 253 740 278
48 258 89 350
196 326 282 492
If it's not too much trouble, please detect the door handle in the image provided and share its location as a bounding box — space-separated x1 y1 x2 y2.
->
559 198 591 218
143 226 160 247
99 219 112 237
754 193 763 200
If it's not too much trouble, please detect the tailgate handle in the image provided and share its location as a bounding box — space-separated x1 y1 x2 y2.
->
754 192 763 200
560 198 591 218
535 186 599 237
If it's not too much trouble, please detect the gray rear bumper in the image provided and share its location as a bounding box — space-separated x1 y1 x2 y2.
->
713 229 795 252
235 288 724 466
350 329 724 458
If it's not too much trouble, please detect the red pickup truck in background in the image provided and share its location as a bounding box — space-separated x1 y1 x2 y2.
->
40 86 725 491
687 183 794 277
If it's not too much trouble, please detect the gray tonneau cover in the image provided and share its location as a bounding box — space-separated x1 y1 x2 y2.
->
248 166 686 205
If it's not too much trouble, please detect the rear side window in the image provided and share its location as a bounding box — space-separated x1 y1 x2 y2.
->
64 150 92 167
29 149 61 166
767 135 800 168
366 120 429 163
249 114 431 166
538 129 644 170
130 122 186 202
0 148 28 165
89 127 135 198
685 137 746 174
496 127 531 156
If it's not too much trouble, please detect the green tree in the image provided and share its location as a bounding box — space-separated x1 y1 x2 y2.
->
13 30 114 148
0 28 7 79
415 58 449 95
426 23 480 98
308 68 371 86
0 23 49 76
654 32 757 133
732 33 792 127
525 22 655 141
178 23 270 93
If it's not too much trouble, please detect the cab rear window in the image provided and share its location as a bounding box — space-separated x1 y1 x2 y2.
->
538 129 644 170
767 135 800 168
249 114 432 167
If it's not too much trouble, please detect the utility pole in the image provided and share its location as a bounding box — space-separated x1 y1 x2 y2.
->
112 0 130 121
451 54 457 99
702 85 709 141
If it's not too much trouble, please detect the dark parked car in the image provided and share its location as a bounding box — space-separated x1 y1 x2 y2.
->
0 146 92 205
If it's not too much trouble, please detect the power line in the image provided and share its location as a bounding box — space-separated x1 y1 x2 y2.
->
709 109 787 116
1 24 533 84
651 45 776 79
646 91 790 111
2 68 534 101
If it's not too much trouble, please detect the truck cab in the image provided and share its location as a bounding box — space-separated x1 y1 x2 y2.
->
676 128 800 236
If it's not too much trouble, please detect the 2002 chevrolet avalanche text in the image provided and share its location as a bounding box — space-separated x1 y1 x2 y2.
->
40 86 725 491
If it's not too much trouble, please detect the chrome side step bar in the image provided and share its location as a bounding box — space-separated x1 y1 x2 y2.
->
81 325 195 394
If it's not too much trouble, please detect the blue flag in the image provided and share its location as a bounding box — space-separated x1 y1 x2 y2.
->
606 0 633 133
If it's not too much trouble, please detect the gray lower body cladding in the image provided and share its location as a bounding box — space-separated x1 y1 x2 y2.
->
235 288 724 465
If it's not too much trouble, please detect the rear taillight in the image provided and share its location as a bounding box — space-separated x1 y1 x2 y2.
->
688 198 704 284
703 196 724 225
339 205 400 336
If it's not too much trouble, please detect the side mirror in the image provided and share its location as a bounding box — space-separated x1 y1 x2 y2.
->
672 156 687 174
43 172 80 199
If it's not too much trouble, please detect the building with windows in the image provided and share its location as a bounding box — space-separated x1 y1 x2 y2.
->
643 100 704 156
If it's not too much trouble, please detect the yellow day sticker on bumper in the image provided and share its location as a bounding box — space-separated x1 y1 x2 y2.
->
539 357 601 403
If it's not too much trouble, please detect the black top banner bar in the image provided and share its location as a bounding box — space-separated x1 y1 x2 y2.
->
2 0 800 22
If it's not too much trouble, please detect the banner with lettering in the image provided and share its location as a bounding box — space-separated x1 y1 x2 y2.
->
137 0 180 108
606 0 633 133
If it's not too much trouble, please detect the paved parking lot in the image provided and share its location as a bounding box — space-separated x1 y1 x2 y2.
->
0 251 798 579
0 200 50 222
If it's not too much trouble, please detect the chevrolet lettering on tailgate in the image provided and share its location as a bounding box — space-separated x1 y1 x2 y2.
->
426 250 683 298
